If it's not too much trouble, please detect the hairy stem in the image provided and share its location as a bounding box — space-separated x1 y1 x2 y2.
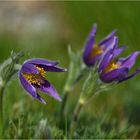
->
60 91 68 117
59 90 69 128
69 100 84 137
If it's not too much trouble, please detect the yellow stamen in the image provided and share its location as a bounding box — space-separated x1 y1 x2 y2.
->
22 66 46 85
104 60 120 73
35 66 46 77
88 44 103 60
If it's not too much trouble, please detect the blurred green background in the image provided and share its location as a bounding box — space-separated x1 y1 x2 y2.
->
1 1 140 138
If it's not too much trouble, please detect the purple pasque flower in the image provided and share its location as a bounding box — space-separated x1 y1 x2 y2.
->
83 24 117 67
98 42 140 83
19 58 67 104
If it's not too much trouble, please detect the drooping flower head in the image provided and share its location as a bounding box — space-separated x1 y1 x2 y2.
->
83 24 117 67
19 58 67 104
98 40 140 83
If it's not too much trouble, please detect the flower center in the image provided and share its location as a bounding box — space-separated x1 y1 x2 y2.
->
35 65 46 77
22 73 44 85
104 60 120 73
22 66 46 86
88 44 103 60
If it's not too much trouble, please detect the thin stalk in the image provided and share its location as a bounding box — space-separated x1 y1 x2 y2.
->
59 62 73 128
59 90 69 128
0 86 5 138
59 69 85 126
59 63 85 129
69 100 84 137
69 69 95 137
59 62 72 127
59 85 70 128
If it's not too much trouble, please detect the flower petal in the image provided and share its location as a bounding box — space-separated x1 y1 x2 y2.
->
99 29 117 49
36 94 47 104
19 67 46 104
98 48 114 73
83 24 97 65
19 71 37 98
113 46 126 58
98 40 124 73
37 64 67 72
118 51 140 69
119 68 140 83
21 63 39 74
25 58 59 66
100 67 128 83
100 36 118 53
87 54 101 66
38 79 61 101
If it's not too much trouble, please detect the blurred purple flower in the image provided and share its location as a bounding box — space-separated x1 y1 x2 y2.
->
98 41 140 83
19 58 67 104
83 24 117 67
